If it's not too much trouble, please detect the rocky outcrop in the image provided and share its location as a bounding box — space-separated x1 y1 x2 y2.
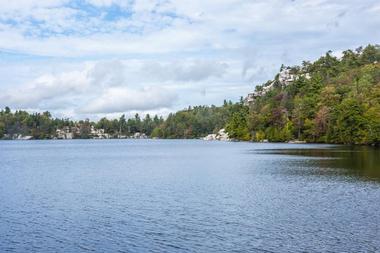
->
203 129 230 141
244 67 311 106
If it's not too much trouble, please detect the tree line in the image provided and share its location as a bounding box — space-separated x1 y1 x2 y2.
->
0 108 165 139
0 101 243 139
1 44 379 144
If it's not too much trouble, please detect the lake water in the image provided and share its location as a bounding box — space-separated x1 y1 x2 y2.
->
0 140 379 252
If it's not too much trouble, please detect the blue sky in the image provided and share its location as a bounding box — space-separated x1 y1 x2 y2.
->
0 0 379 119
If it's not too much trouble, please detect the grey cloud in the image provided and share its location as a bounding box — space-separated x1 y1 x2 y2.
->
0 72 88 108
0 58 229 114
89 60 126 87
141 60 228 82
81 87 178 113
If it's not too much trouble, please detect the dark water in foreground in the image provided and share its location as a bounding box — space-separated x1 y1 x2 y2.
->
0 140 379 253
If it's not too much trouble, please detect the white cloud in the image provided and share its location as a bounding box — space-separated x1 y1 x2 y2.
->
85 0 123 7
89 60 127 87
0 0 377 60
0 70 88 108
81 86 177 113
0 0 379 118
141 60 228 82
0 0 66 11
0 58 236 117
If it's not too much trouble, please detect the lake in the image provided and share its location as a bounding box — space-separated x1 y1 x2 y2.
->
0 140 379 252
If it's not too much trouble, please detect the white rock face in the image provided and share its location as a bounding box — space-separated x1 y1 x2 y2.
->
203 134 217 141
203 129 230 141
243 92 256 105
217 129 229 141
278 68 295 86
132 132 147 139
16 135 33 140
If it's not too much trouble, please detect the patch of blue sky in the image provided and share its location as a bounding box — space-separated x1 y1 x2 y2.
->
0 18 18 26
68 0 133 21
0 0 189 39
67 1 103 18
22 19 59 38
0 49 53 62
0 18 50 39
103 4 133 21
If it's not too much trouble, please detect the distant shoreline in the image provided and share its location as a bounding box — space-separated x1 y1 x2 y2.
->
1 138 379 147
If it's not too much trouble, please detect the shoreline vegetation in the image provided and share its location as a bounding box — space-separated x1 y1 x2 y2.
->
1 45 380 145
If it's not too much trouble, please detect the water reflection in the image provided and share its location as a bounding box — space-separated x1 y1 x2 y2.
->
254 145 380 182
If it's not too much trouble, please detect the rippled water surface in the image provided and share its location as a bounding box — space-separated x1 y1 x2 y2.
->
1 140 379 252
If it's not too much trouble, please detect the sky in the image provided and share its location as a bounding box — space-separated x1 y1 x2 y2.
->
0 0 379 120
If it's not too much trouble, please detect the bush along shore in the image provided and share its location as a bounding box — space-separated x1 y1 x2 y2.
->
1 45 379 145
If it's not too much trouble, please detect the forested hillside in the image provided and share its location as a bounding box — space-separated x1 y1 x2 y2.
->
151 44 380 145
245 44 380 144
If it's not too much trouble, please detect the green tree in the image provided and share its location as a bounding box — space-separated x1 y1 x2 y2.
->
334 98 368 144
